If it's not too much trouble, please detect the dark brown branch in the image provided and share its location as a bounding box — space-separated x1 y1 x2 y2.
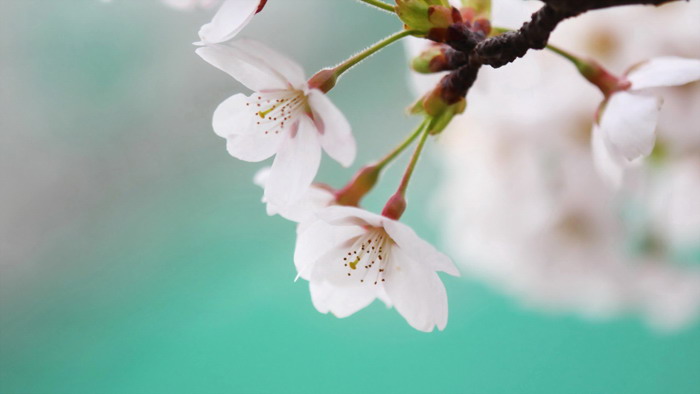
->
474 5 570 68
435 0 689 104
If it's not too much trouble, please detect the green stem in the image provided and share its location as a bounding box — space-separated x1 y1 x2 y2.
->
333 119 429 207
544 42 626 95
546 43 586 68
356 0 396 13
333 30 419 77
374 118 429 170
397 119 431 196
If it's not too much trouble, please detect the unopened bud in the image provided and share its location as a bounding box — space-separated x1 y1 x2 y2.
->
308 68 337 93
411 45 468 73
472 18 491 36
422 85 451 116
427 5 458 28
335 165 380 207
256 0 267 13
395 0 454 32
460 0 491 20
381 192 407 220
427 98 465 134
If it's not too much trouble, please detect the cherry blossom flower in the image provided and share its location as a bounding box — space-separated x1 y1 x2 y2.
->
294 206 460 332
591 57 700 187
195 0 268 45
197 40 356 207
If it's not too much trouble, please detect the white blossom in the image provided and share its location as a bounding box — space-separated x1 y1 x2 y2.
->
592 57 700 187
197 40 356 208
195 0 267 45
294 206 460 332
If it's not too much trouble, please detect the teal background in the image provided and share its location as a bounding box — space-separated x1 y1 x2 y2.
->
1 1 699 393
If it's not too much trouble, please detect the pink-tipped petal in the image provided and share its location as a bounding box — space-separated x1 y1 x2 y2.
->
308 90 356 168
264 116 322 207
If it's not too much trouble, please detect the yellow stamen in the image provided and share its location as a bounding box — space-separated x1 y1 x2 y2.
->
258 105 277 119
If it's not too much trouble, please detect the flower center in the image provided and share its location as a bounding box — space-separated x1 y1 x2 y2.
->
341 229 392 285
245 90 307 136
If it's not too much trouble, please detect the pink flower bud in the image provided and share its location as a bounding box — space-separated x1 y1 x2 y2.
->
381 192 407 220
335 165 380 207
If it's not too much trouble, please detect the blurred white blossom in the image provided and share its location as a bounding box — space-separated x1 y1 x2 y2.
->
592 57 700 187
430 0 700 331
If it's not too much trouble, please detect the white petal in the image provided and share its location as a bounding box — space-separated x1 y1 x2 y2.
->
231 39 307 89
309 233 381 287
253 167 283 217
195 44 288 91
215 90 311 162
212 95 286 162
212 93 250 138
196 0 259 45
278 187 335 223
308 90 356 167
383 219 460 276
258 181 334 223
383 246 449 332
253 166 273 211
212 93 254 138
252 166 271 188
264 116 322 207
591 123 625 188
627 57 700 90
294 220 364 280
316 206 384 228
310 280 377 318
600 91 661 161
225 134 283 162
376 286 393 308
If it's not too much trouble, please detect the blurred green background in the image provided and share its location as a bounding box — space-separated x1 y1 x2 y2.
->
1 1 699 393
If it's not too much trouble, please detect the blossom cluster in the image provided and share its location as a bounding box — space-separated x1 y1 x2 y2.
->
187 0 700 332
193 0 460 332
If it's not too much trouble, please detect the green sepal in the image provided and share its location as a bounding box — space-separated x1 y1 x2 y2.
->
395 0 450 31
